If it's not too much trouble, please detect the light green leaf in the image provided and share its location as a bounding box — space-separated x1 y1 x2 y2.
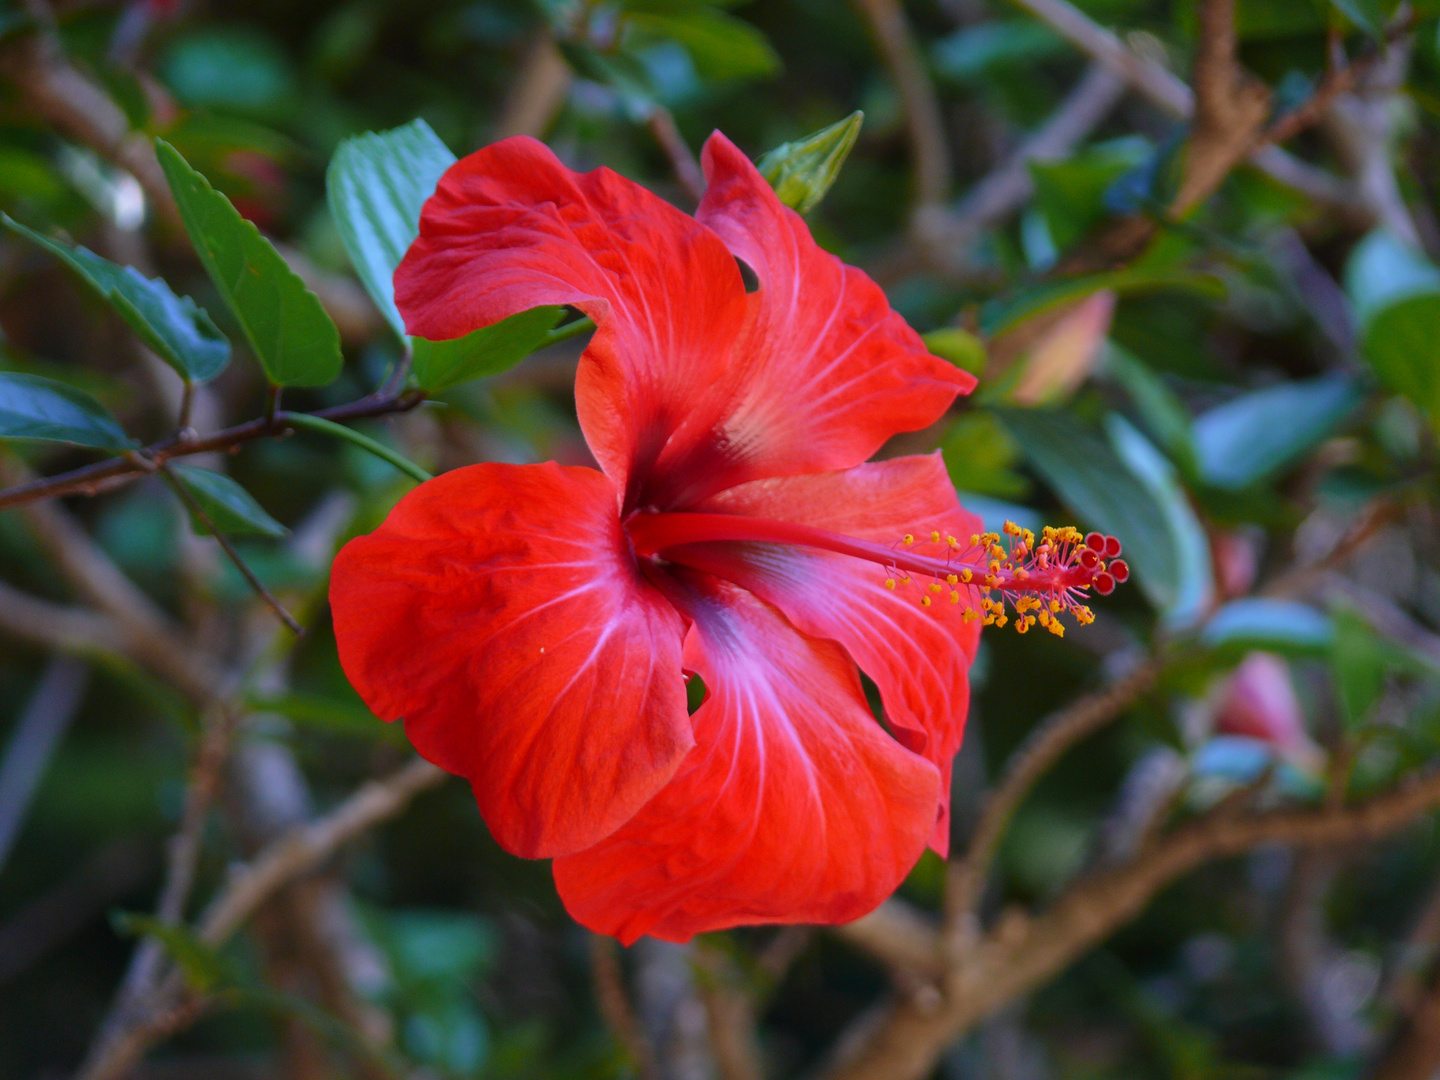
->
155 139 342 388
1200 598 1334 654
170 465 287 538
1103 346 1198 473
0 371 134 449
326 118 456 341
757 111 862 214
922 326 986 375
1345 230 1440 421
2 214 229 384
412 306 565 392
112 912 224 993
1192 375 1361 489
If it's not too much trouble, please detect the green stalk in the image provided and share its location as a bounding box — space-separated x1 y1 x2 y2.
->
284 413 432 483
541 315 595 349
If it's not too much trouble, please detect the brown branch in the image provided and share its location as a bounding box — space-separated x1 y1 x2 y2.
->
947 654 1163 921
919 64 1126 261
0 579 130 662
853 0 952 209
1370 964 1440 1080
823 768 1440 1080
77 757 446 1080
645 108 706 205
495 31 573 139
1005 0 1361 217
591 936 659 1080
0 391 425 511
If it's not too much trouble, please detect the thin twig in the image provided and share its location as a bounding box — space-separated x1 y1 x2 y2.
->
158 464 302 634
0 390 425 510
645 107 706 204
0 656 89 873
853 0 952 209
590 935 659 1080
947 654 1163 921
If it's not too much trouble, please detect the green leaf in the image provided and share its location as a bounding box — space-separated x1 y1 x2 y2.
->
1332 607 1393 729
155 139 343 388
1192 375 1361 489
111 912 224 993
1104 346 1198 473
1346 231 1440 421
1029 139 1150 252
326 118 457 341
412 306 564 392
940 412 1029 498
1000 407 1213 621
0 371 135 449
922 327 986 375
757 112 863 214
627 7 780 82
1200 598 1334 654
931 19 1066 83
2 214 229 384
170 465 288 538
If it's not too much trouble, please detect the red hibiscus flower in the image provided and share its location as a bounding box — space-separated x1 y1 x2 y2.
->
329 132 1125 943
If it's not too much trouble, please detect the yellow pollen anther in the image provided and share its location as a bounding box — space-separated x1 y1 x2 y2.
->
947 535 959 549
946 573 958 585
930 530 940 542
1016 618 1030 635
995 615 1008 628
963 607 978 622
1014 567 1030 580
1050 600 1061 612
985 574 998 588
951 591 961 604
960 569 973 583
983 614 995 626
1003 520 1021 536
970 534 981 546
1047 620 1065 638
989 559 1001 573
885 578 896 590
903 534 914 546
921 595 932 607
929 582 943 593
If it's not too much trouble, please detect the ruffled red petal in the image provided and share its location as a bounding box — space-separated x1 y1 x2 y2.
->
676 454 982 855
552 577 940 943
642 133 975 504
393 137 748 506
329 462 692 859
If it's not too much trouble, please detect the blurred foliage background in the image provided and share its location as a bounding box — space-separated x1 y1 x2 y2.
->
4 0 1440 1079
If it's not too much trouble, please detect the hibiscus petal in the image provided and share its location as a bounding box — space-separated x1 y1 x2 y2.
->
649 133 974 503
552 577 940 943
330 462 693 859
394 137 748 505
679 453 982 855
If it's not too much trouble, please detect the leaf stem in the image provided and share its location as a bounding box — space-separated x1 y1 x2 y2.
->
282 412 432 483
157 465 302 636
541 314 595 349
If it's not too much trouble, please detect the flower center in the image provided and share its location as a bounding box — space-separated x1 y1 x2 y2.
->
626 513 1128 637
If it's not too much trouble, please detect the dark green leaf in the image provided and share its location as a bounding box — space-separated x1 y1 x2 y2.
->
1000 408 1212 620
412 306 564 392
0 371 134 449
1030 139 1150 251
155 139 342 388
326 119 456 341
627 8 780 81
170 465 288 538
1104 346 1198 473
1192 375 1361 489
2 214 229 383
1346 231 1440 421
931 20 1066 83
757 111 863 214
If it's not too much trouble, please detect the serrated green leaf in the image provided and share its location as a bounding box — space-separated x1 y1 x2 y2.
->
627 7 780 82
1346 231 1440 422
2 214 230 384
326 119 456 341
412 306 564 392
1192 375 1361 489
757 111 862 214
155 139 342 388
0 371 135 449
170 465 287 538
